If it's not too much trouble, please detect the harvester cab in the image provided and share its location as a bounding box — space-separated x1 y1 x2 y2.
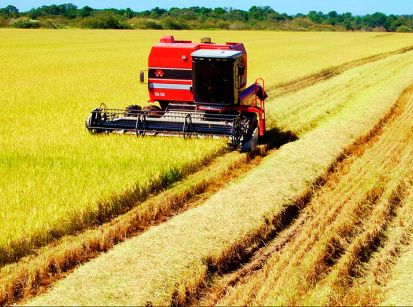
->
192 49 245 105
86 35 267 151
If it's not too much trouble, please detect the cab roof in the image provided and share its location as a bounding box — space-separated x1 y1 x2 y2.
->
191 49 243 59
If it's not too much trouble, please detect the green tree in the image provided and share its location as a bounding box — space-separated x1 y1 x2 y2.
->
124 8 134 18
150 7 166 18
364 12 388 28
308 11 324 23
58 3 78 18
212 7 226 17
0 5 19 18
79 6 93 18
226 8 247 21
249 6 275 21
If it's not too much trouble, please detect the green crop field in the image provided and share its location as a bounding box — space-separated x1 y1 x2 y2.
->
1 29 413 306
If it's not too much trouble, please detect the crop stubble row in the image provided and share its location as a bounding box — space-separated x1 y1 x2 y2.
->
216 84 413 306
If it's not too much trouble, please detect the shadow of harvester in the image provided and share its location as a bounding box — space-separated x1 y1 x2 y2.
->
261 126 299 149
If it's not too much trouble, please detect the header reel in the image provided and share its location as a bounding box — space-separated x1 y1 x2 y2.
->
86 104 259 151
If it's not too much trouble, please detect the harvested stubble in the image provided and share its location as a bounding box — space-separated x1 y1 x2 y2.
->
218 83 413 306
29 51 413 305
382 239 413 306
266 51 413 136
335 190 413 306
270 45 413 97
2 29 413 269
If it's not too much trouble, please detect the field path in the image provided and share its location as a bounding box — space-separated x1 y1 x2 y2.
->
28 51 413 305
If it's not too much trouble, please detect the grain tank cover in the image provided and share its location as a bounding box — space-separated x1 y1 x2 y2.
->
191 49 242 59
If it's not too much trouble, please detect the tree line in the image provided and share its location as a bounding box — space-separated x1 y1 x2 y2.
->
0 4 412 32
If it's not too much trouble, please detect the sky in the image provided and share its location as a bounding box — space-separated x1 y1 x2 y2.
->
6 0 413 15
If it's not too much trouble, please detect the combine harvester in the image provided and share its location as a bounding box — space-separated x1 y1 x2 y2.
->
86 36 267 151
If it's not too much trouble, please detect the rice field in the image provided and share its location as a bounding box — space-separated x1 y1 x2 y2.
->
28 44 413 306
1 29 413 305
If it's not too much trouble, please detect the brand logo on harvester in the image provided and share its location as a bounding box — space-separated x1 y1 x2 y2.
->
155 69 164 77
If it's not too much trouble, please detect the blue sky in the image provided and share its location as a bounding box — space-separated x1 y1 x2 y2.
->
7 0 413 15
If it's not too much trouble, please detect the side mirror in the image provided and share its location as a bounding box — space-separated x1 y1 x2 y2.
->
139 70 145 83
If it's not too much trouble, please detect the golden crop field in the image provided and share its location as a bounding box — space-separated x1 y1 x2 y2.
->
1 29 413 306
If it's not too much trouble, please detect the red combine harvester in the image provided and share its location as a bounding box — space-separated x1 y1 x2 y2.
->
86 35 267 151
